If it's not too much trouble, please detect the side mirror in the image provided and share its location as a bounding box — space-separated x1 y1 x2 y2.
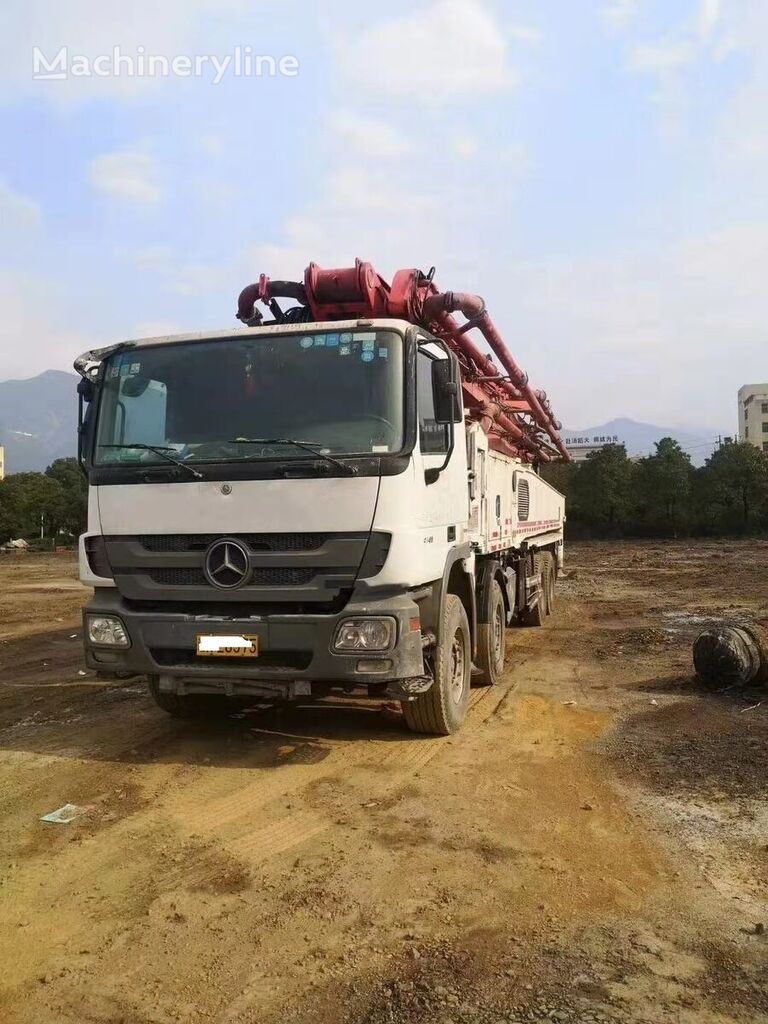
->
77 377 95 402
432 356 462 423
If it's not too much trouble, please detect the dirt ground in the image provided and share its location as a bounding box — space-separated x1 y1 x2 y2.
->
0 541 766 1024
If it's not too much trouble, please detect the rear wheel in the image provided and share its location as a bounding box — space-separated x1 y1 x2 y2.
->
402 594 471 735
147 676 232 719
520 552 546 627
475 579 506 686
543 553 556 615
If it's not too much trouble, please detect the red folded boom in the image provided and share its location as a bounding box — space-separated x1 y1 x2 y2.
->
237 260 570 464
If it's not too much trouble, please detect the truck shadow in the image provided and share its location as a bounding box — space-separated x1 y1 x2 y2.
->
0 678 425 768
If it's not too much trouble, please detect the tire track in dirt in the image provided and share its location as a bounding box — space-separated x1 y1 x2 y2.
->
160 687 503 880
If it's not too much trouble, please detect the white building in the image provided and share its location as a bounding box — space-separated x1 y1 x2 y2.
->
737 384 768 452
0 444 4 480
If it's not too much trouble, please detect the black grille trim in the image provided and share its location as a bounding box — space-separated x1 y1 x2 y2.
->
123 593 352 615
148 568 208 587
147 567 319 588
104 532 378 605
85 536 113 578
136 533 335 553
150 647 312 670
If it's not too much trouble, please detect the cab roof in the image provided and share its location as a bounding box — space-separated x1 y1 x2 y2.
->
75 318 415 371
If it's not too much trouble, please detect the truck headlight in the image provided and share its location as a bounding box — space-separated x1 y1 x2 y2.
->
333 617 396 652
86 615 130 648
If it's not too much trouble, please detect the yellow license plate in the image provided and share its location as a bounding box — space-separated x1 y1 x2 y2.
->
196 634 259 657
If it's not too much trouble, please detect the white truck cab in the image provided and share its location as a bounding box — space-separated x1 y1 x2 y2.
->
76 318 564 734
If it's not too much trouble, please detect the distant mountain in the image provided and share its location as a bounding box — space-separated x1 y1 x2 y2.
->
0 370 78 473
562 417 728 466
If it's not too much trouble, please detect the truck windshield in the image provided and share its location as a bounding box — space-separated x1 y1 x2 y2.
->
94 329 404 465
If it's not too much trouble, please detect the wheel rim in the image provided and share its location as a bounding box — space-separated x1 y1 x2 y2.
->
492 601 504 670
449 629 466 704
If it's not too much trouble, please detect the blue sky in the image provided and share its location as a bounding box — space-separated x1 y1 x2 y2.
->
1 0 766 432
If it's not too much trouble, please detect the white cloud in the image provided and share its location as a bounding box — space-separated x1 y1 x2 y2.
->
238 121 528 293
0 0 251 101
326 166 437 217
0 180 42 233
0 269 95 379
697 0 722 41
452 137 479 159
624 0 736 76
196 134 225 156
129 245 174 270
496 223 768 428
132 320 183 338
630 39 694 73
172 264 230 296
196 181 239 207
717 77 768 171
242 168 444 284
239 156 456 296
236 5 531 292
127 245 228 296
327 111 410 157
624 2 768 152
603 0 642 32
90 151 163 203
0 185 89 380
506 23 543 46
707 5 768 170
337 0 516 101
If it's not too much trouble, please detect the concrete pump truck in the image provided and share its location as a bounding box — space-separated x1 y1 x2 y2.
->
74 261 568 735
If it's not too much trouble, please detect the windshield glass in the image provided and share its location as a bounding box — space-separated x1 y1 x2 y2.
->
94 329 404 465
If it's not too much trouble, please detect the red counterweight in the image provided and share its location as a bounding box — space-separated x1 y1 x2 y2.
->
236 260 570 465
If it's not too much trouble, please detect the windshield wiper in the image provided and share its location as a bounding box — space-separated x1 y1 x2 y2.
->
228 437 356 476
99 443 204 480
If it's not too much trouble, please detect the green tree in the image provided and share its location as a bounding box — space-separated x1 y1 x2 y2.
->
0 459 87 544
540 460 576 501
0 483 22 542
569 444 635 534
700 441 768 531
45 458 88 537
0 472 65 540
635 437 693 535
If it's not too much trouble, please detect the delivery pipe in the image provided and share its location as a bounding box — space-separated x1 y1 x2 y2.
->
422 291 569 459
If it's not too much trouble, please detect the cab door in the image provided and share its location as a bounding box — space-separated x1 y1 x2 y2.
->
466 424 488 546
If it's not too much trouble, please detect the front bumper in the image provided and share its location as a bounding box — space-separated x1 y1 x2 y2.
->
83 588 427 697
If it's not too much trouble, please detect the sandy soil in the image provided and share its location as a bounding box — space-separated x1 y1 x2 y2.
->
0 552 88 642
0 541 766 1024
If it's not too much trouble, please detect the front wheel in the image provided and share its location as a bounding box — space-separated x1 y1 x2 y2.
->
402 594 471 735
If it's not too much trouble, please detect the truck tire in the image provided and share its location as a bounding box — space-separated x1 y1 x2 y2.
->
402 594 471 735
147 676 230 719
543 553 556 615
475 579 506 686
520 552 546 627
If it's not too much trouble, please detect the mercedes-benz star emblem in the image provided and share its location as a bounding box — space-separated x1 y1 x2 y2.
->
204 539 250 589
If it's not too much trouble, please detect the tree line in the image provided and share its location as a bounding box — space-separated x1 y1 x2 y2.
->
0 458 87 545
1 442 766 546
542 438 768 538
